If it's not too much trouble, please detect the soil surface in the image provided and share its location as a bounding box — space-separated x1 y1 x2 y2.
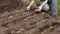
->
0 0 60 34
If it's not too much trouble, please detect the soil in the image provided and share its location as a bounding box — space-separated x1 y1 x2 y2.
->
0 0 60 34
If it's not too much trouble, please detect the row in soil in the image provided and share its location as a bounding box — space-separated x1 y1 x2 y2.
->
0 1 60 34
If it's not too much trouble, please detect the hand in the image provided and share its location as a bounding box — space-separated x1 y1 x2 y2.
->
26 6 30 10
35 7 42 12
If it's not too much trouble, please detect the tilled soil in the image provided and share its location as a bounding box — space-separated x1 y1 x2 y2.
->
0 1 60 34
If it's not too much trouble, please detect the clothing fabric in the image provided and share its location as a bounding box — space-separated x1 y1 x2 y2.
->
40 0 52 4
39 0 57 16
40 1 49 11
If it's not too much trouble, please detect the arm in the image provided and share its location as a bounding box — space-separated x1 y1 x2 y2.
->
26 0 35 10
39 0 48 8
35 0 48 12
28 0 34 7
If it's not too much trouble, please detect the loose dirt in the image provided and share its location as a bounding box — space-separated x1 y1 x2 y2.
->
0 0 60 34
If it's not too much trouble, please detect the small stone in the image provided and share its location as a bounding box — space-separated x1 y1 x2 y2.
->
41 12 45 15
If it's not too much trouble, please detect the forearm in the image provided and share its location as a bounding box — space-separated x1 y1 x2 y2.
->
28 0 34 7
39 0 48 8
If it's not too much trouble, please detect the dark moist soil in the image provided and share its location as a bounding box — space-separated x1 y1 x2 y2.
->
0 0 60 34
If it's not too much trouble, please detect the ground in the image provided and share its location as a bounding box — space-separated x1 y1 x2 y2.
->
0 0 60 34
23 0 60 23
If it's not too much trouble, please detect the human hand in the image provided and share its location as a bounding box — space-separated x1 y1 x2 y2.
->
26 6 31 10
35 7 42 12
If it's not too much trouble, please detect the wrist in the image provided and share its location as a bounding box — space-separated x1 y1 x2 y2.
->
27 6 30 8
28 5 31 7
39 6 43 8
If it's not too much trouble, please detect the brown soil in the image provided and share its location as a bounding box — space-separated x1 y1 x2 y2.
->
0 0 60 34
